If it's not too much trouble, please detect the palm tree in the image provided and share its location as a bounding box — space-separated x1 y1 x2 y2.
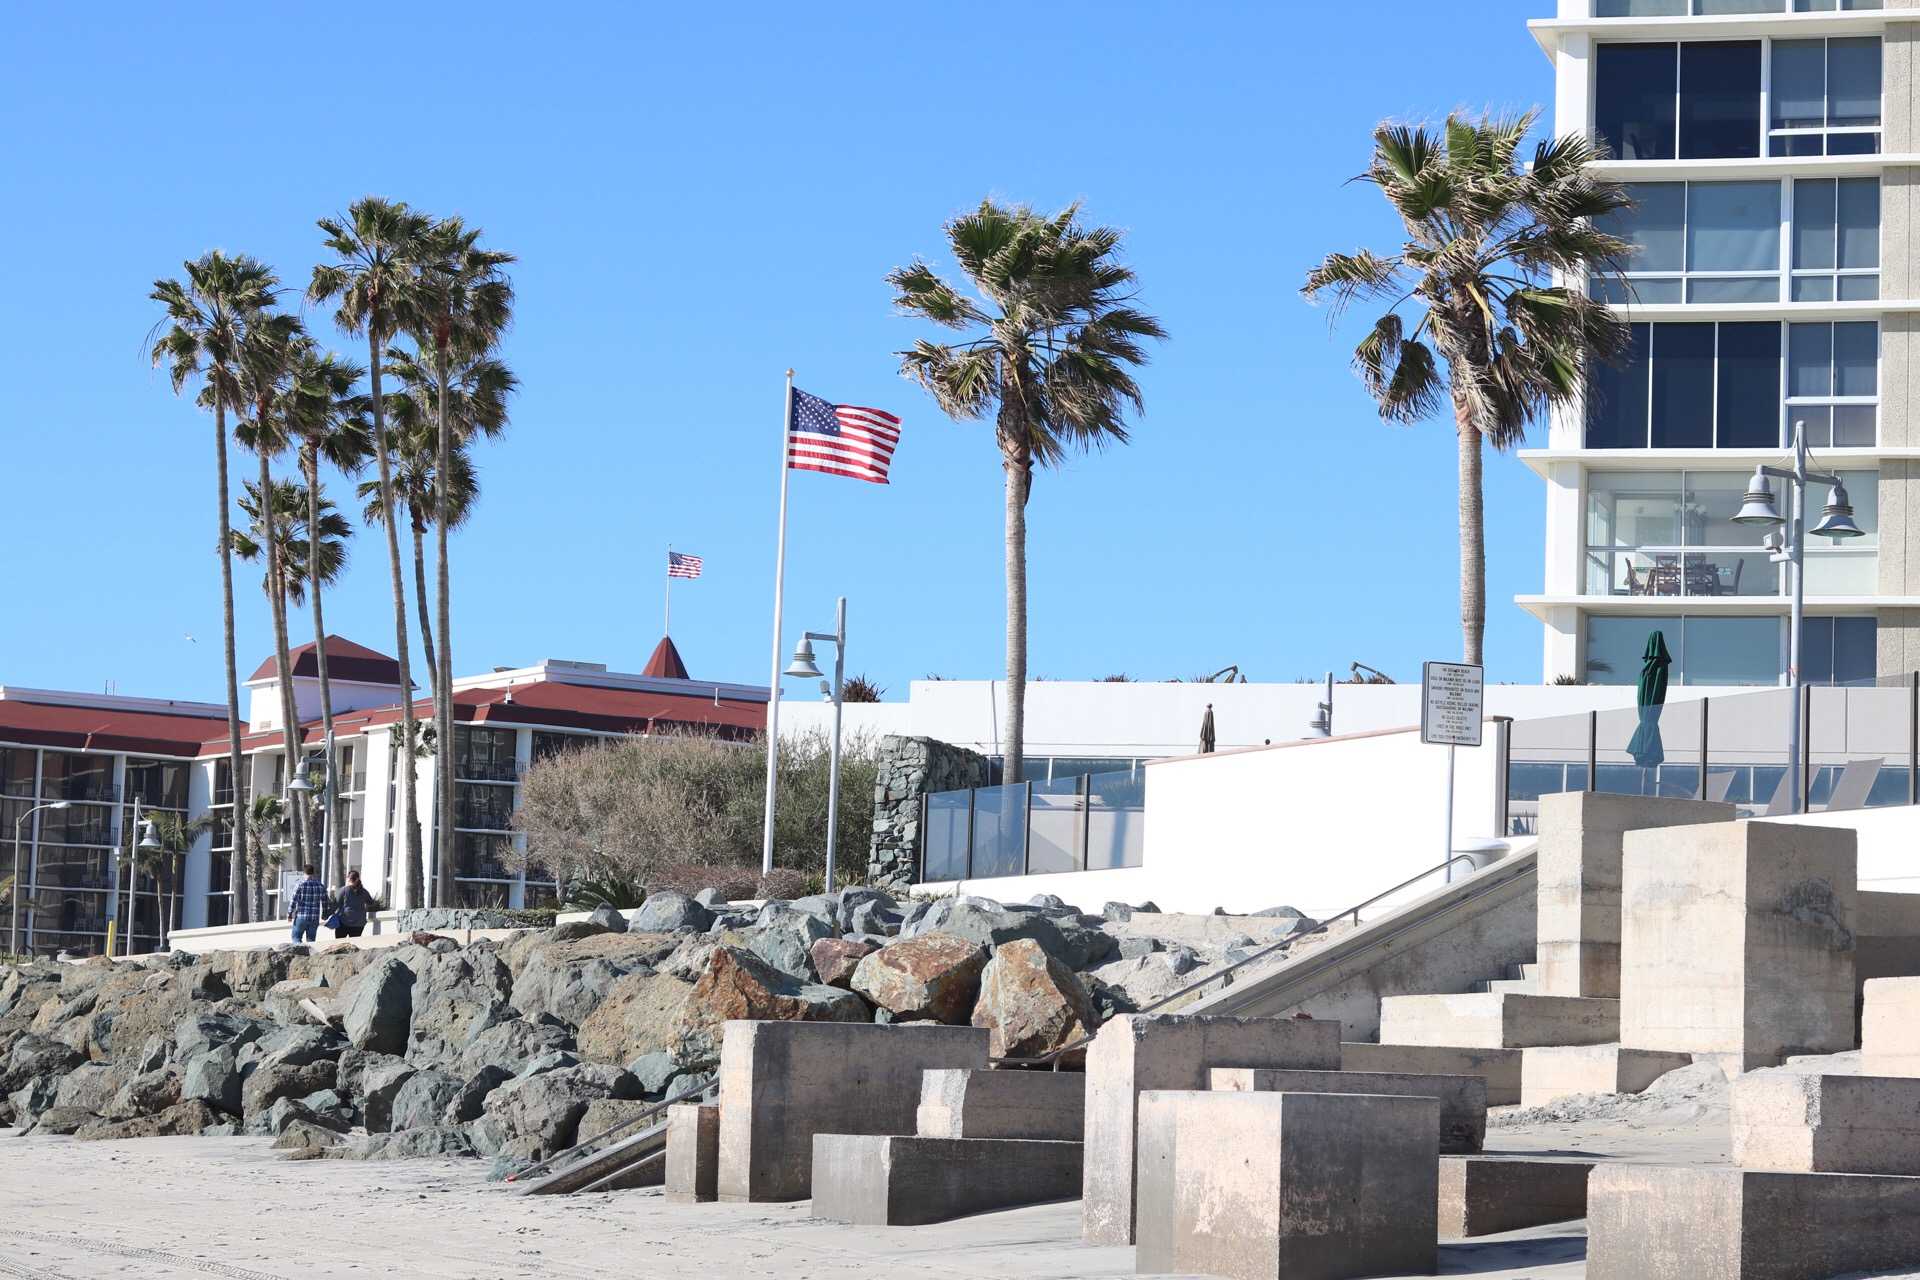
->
357 420 479 698
310 197 434 907
142 812 212 947
282 340 368 887
232 308 311 869
149 252 278 923
888 201 1165 783
243 794 287 922
231 478 352 613
1302 111 1631 665
411 219 515 907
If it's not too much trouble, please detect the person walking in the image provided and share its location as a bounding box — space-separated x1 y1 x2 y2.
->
287 864 327 943
331 868 376 939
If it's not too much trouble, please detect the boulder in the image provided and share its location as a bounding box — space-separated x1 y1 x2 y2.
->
516 1050 581 1079
340 956 415 1054
632 892 715 934
627 1050 680 1095
205 948 294 995
459 1017 575 1078
30 1106 98 1135
336 1048 409 1106
837 887 896 931
747 911 832 980
356 1059 419 1133
577 1097 660 1151
903 898 1073 968
971 939 1095 1061
265 977 334 1025
2 1033 83 1093
244 1025 344 1070
52 1063 120 1114
1050 916 1119 971
1086 951 1205 1013
669 947 870 1067
288 946 377 989
1027 893 1071 910
1114 935 1162 960
387 1069 463 1132
180 1044 244 1116
484 1063 640 1156
8 1074 61 1124
242 1057 338 1120
548 920 609 943
848 900 903 938
851 934 989 1024
407 949 515 1060
446 1065 513 1123
173 1012 265 1060
809 938 878 989
586 905 629 934
574 971 692 1065
254 1095 349 1138
508 934 678 1027
76 1099 222 1140
343 1125 479 1161
105 1068 182 1120
273 1119 347 1156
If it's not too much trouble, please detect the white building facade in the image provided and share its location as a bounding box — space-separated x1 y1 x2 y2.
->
1523 0 1920 686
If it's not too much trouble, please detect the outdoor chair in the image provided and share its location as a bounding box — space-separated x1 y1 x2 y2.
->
1705 770 1736 803
1823 758 1884 812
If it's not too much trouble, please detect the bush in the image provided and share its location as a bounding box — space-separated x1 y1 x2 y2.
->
651 863 760 901
754 868 811 900
513 729 876 891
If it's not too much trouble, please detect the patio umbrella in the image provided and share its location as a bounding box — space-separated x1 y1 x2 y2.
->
1199 704 1216 754
1626 629 1672 778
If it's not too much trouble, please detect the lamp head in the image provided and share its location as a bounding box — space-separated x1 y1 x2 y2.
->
1731 469 1785 526
285 774 315 795
783 638 823 680
1811 482 1866 539
48 801 70 811
136 820 161 852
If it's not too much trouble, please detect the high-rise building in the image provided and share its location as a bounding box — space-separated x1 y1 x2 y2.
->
1525 1 1920 686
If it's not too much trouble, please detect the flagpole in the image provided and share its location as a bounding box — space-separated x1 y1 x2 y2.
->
760 371 796 875
664 544 672 638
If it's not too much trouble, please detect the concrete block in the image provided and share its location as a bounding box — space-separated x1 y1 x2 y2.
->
1210 1067 1485 1154
1732 1071 1920 1174
1376 992 1618 1049
809 1134 1082 1225
1520 1044 1692 1108
916 1068 1084 1140
1620 820 1857 1071
1082 1013 1341 1247
1135 1089 1438 1280
1341 1042 1522 1106
1536 792 1735 1000
664 1102 719 1203
716 1020 988 1202
1588 1164 1920 1280
1864 976 1920 1077
1438 1156 1591 1238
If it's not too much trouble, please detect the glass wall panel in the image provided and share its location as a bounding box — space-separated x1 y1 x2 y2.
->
1830 38 1883 126
1651 324 1715 447
454 783 514 830
1610 184 1685 273
1773 40 1827 129
1834 323 1877 396
1586 616 1657 684
1599 0 1685 12
1838 179 1880 269
1684 616 1782 684
1587 324 1650 448
1717 323 1781 448
1086 771 1146 870
40 752 114 802
453 727 517 781
0 748 33 797
968 784 1027 879
1596 43 1678 160
455 832 514 879
1588 472 1683 549
1687 182 1779 272
922 791 970 881
1026 777 1083 875
1795 180 1838 270
1681 42 1762 159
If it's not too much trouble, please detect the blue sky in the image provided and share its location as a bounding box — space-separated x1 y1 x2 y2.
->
1 1 1557 703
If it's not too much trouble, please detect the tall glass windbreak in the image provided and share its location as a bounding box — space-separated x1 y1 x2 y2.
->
1087 769 1146 870
922 789 971 882
969 783 1028 879
1027 776 1084 875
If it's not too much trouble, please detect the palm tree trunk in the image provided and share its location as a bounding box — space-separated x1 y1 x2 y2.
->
369 326 425 908
261 446 306 885
214 397 250 923
434 354 456 909
412 521 437 693
1002 455 1031 786
1457 411 1486 667
305 449 342 888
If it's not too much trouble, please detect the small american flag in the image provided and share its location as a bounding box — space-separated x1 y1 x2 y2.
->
789 389 901 485
667 551 703 579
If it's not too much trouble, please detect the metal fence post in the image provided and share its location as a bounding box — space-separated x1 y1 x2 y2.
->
1585 711 1597 792
1909 671 1918 807
1078 773 1092 872
963 788 976 880
1799 682 1814 815
1491 716 1512 838
1021 781 1034 876
1697 696 1710 802
917 792 928 883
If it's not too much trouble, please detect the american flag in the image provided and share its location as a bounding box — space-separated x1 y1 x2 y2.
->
788 389 901 485
667 551 703 579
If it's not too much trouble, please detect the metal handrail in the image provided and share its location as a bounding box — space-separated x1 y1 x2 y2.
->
504 1075 717 1185
993 851 1487 1069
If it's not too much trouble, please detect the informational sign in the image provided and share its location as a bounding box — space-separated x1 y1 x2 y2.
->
1421 661 1484 748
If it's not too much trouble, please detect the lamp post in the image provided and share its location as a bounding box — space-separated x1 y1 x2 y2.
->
1729 419 1866 813
117 800 162 957
781 597 848 892
11 800 69 958
287 768 317 896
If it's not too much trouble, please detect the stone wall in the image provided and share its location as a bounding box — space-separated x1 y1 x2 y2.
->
866 736 989 889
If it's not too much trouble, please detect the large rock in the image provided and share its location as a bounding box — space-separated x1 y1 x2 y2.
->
484 1063 640 1156
242 1056 338 1120
849 900 903 938
388 1069 463 1132
1087 951 1204 1014
575 972 692 1065
52 1063 120 1114
508 933 678 1027
810 939 878 990
340 956 415 1054
836 887 896 932
447 1065 514 1123
547 920 609 943
105 1068 182 1120
669 948 870 1068
408 949 514 1060
903 898 1077 967
748 910 833 980
1 1033 83 1094
342 1125 480 1161
180 1045 244 1116
460 1017 576 1078
356 1059 419 1133
852 934 989 1024
288 946 378 989
972 939 1097 1061
632 891 714 935
336 1048 409 1106
76 1099 222 1140
29 1106 98 1136
206 948 294 995
173 1012 265 1061
586 905 630 934
1051 916 1119 971
243 1025 344 1070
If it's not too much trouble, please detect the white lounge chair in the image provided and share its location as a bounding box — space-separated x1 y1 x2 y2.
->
1823 758 1884 812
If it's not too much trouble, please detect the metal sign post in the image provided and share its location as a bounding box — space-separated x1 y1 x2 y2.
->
1421 661 1485 872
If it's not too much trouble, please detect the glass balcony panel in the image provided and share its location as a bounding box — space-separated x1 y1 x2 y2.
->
968 784 1027 879
922 791 971 881
1803 551 1878 593
1682 551 1779 596
1087 770 1145 870
1026 776 1083 875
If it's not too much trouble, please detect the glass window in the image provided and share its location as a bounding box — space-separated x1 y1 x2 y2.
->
1585 616 1657 684
1686 183 1779 273
1681 43 1762 159
1771 38 1881 155
1801 616 1878 684
1685 616 1784 685
40 752 114 803
1607 184 1685 275
1717 323 1781 449
1651 324 1714 448
124 758 188 811
455 832 515 879
0 748 34 798
454 782 515 831
1600 0 1883 11
1788 322 1877 447
1588 325 1651 449
453 726 517 781
1586 470 1786 598
1596 43 1679 161
530 731 588 763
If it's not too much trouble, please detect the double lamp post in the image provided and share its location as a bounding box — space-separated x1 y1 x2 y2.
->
777 596 849 893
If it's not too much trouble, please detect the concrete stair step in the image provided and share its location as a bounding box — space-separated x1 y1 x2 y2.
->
1505 962 1539 982
1377 993 1620 1050
1341 1043 1522 1107
1471 978 1538 995
1520 1044 1694 1109
810 1135 1082 1225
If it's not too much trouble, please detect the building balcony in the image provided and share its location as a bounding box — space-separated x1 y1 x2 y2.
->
1519 446 1920 475
1514 592 1919 621
1531 6 1897 56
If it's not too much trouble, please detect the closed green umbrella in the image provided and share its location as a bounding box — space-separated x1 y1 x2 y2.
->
1627 629 1672 779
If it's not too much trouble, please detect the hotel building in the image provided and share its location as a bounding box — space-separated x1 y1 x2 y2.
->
0 636 765 958
1525 0 1920 686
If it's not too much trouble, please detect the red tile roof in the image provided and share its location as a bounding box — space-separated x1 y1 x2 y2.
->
641 636 690 680
0 700 229 757
248 635 405 687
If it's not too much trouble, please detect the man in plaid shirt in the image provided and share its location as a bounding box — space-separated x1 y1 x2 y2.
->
287 864 328 943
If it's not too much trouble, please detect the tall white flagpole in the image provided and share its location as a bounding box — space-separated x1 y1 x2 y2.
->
760 371 796 875
663 544 672 637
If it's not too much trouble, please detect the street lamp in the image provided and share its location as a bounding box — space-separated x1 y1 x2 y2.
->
11 800 69 958
118 803 162 957
1728 419 1866 813
781 597 848 892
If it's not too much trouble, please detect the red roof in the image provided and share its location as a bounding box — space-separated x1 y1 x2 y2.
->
0 699 229 757
248 635 405 687
641 636 690 680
